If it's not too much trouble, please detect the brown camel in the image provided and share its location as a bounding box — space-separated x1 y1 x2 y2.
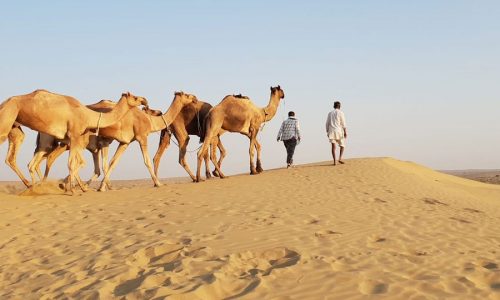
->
144 100 227 182
0 90 148 193
196 86 285 182
96 91 199 191
34 92 199 191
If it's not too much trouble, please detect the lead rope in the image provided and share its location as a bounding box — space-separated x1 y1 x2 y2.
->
187 108 203 154
160 110 202 154
96 112 103 136
160 114 171 134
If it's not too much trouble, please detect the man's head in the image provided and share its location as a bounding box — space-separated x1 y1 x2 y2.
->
288 111 295 117
334 101 341 109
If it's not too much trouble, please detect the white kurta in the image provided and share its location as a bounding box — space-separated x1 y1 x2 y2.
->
326 109 346 142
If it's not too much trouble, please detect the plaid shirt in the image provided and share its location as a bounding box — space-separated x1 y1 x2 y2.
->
277 117 301 141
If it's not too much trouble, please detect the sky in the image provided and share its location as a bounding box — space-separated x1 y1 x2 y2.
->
1 1 499 182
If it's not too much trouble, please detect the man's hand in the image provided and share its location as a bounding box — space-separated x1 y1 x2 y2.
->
344 130 348 139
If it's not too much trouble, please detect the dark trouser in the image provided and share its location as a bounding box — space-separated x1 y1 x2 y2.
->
283 138 297 165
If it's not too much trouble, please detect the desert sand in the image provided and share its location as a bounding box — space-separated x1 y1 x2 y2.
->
1 158 500 299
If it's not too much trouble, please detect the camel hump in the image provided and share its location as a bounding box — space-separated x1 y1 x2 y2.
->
87 99 116 110
233 94 249 100
96 99 116 105
33 89 49 94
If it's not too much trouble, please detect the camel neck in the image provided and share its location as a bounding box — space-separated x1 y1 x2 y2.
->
87 97 131 129
162 97 187 127
149 114 169 133
262 93 281 122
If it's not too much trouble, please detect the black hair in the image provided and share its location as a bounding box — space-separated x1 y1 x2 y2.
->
288 111 295 117
334 101 341 109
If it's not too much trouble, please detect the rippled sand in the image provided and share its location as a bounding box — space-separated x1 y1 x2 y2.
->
1 158 500 299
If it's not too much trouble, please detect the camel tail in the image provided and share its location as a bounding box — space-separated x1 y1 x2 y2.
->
35 133 41 153
199 114 208 144
199 128 206 144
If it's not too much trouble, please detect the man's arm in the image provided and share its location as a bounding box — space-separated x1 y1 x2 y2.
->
277 122 284 141
296 120 301 141
325 112 330 133
341 112 347 138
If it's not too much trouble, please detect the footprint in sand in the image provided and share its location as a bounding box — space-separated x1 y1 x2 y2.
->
112 244 300 299
463 208 484 214
314 230 342 238
359 280 388 295
422 198 448 206
449 217 472 224
483 262 498 270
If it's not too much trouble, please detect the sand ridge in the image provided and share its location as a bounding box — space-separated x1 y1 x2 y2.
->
1 158 500 299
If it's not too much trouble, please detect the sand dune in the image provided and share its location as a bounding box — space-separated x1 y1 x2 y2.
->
1 158 500 299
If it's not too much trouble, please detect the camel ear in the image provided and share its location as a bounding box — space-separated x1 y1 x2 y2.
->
270 86 273 91
278 85 281 90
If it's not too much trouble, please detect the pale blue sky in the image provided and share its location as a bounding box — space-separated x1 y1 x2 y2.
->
1 1 499 181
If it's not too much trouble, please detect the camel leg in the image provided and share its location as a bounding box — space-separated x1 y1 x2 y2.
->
99 143 129 192
208 138 221 179
5 127 30 187
153 130 171 178
255 137 263 173
67 142 82 195
212 136 226 177
86 151 101 186
100 144 111 189
35 157 44 181
205 145 212 179
73 147 88 192
197 121 224 182
196 141 210 182
249 131 258 175
43 144 68 181
28 151 48 185
177 135 197 181
137 138 162 187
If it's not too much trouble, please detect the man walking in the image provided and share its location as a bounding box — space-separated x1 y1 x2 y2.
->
277 111 301 168
326 101 347 165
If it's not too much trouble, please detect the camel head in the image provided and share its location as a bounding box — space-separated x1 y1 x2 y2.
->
173 91 198 106
121 92 149 108
142 106 163 116
270 85 285 99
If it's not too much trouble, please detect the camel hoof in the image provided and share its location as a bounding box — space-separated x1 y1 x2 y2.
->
250 171 258 175
256 167 264 173
212 170 220 177
98 185 107 192
205 173 212 179
154 182 163 187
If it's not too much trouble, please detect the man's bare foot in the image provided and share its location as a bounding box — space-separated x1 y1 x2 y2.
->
338 160 345 164
333 161 336 166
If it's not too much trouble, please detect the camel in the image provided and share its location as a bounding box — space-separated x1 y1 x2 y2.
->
30 92 199 191
0 90 148 193
196 86 285 182
96 91 199 191
26 100 115 187
144 100 227 182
